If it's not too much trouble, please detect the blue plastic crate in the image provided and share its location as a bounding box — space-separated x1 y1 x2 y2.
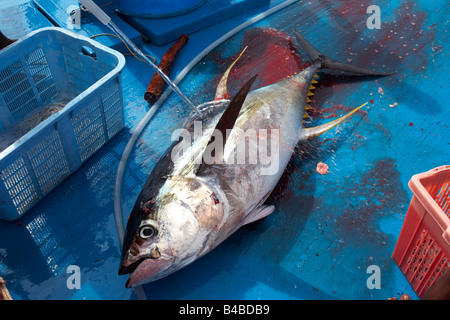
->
0 27 125 221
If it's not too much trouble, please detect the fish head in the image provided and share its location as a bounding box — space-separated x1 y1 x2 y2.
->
119 177 223 287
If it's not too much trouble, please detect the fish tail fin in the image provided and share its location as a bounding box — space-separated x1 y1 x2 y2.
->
299 102 368 140
292 29 392 76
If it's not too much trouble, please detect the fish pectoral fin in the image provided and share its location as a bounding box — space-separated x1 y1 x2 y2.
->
215 46 248 100
299 102 367 140
243 205 275 226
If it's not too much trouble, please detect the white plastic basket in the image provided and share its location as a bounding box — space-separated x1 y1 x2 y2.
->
0 27 125 221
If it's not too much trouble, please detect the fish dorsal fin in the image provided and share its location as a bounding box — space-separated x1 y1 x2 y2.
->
215 47 248 100
299 102 367 140
198 75 257 171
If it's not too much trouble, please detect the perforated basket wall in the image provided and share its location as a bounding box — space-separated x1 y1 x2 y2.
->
0 27 125 221
392 166 450 297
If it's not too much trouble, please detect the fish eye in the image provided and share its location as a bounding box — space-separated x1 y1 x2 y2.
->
139 224 157 239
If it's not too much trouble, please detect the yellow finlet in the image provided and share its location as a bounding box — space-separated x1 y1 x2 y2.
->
312 79 318 84
307 97 312 103
308 91 314 96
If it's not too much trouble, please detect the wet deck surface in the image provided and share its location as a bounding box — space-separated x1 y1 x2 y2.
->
0 0 448 300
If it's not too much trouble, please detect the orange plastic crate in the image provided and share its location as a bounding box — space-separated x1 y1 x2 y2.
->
392 165 450 298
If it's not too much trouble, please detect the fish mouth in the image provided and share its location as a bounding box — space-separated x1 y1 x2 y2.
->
122 257 173 288
118 247 175 288
118 247 161 276
118 257 145 276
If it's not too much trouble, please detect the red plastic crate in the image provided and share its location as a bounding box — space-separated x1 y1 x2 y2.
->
392 165 450 298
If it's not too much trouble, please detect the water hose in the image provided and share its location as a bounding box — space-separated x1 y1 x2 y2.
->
78 0 202 118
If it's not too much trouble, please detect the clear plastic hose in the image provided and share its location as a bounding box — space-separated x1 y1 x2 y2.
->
79 0 202 117
108 21 203 118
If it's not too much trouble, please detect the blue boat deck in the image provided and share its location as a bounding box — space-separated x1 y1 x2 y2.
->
0 0 448 300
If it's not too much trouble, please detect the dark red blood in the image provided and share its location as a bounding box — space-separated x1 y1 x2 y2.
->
210 193 220 205
211 28 309 93
333 158 408 249
141 201 153 215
